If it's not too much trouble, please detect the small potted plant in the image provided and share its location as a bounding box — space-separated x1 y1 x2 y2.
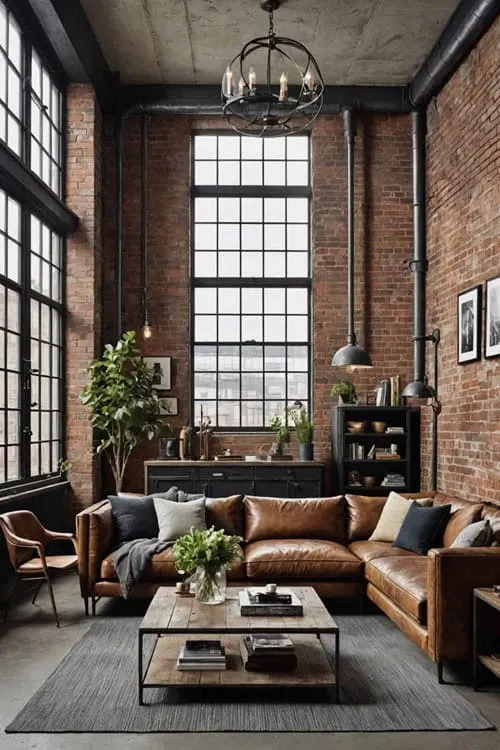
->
172 527 243 605
330 379 357 404
158 421 177 459
269 414 290 456
286 401 314 461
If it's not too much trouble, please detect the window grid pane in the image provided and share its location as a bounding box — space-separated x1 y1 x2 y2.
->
192 134 310 429
0 6 22 156
30 50 63 196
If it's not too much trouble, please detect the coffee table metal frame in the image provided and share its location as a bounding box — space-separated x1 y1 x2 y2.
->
138 586 340 705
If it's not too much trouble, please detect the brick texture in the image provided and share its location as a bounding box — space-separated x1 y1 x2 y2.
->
424 16 500 501
65 84 102 511
100 113 414 493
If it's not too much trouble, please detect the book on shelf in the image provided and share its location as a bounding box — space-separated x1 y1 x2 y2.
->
266 454 294 462
240 636 297 672
375 452 401 460
386 426 404 434
367 444 376 459
239 588 303 616
390 375 401 406
247 633 294 652
176 640 227 671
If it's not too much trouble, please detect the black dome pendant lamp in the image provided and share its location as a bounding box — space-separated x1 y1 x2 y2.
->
332 108 372 370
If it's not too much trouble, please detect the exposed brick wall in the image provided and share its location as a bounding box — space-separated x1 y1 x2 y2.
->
65 84 103 511
425 16 500 501
101 113 415 494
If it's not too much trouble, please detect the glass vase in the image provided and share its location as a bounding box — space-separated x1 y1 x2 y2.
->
194 565 226 605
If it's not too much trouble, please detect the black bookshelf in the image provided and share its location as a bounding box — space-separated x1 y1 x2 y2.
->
331 405 420 495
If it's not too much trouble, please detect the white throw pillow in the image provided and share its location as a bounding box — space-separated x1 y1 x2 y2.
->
369 491 416 543
153 496 206 542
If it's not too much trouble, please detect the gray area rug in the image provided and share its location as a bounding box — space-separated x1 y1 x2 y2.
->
6 615 493 733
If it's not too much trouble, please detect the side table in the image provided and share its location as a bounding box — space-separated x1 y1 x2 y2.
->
473 587 500 690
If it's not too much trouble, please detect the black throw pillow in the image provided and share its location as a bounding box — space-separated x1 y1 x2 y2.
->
109 495 160 544
393 502 452 555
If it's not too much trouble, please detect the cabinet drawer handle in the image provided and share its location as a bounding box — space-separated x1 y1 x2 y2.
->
212 472 224 477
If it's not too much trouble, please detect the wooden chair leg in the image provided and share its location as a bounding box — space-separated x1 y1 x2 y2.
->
32 579 44 604
83 597 89 617
45 575 60 628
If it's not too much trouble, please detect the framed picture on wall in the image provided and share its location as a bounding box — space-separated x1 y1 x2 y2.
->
144 357 171 390
457 285 481 364
158 396 178 416
485 276 500 359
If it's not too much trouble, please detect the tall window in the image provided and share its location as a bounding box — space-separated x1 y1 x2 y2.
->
0 189 63 485
192 134 311 429
0 1 63 196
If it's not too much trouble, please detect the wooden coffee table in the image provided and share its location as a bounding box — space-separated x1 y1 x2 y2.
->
138 585 340 704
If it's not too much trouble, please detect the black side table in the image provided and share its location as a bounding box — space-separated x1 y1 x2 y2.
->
473 587 500 690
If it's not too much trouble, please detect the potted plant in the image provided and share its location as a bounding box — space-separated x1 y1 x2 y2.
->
158 421 177 459
330 379 357 404
286 401 314 461
172 527 243 605
80 330 163 493
269 414 290 455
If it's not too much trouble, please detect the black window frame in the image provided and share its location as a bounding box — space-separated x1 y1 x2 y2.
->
190 130 312 432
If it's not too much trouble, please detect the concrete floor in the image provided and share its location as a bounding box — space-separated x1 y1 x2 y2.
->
1 575 499 750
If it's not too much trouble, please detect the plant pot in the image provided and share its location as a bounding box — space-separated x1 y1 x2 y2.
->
192 565 226 605
158 437 178 459
298 442 313 461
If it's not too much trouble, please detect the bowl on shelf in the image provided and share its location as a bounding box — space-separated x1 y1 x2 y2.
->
371 421 387 433
361 475 377 488
347 421 367 433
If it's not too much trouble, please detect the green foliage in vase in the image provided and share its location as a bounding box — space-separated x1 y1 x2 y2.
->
80 330 163 493
172 527 243 575
269 414 290 444
286 402 313 443
330 379 357 402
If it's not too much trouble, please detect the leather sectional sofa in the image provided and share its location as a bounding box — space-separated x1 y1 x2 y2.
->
76 491 500 680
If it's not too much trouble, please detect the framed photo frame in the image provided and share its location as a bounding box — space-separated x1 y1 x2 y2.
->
144 357 171 390
457 285 481 364
485 275 500 359
158 396 178 416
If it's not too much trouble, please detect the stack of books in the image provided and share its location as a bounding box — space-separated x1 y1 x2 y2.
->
240 633 297 672
176 639 227 671
239 588 303 616
375 449 400 460
386 426 405 434
381 473 405 487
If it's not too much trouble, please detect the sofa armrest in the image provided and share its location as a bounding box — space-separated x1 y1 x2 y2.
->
427 547 500 662
76 500 114 597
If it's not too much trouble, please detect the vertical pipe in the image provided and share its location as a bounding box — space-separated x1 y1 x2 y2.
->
411 110 427 382
140 115 148 325
115 118 124 340
343 107 356 345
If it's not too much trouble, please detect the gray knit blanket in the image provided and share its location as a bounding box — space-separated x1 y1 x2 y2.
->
113 538 172 598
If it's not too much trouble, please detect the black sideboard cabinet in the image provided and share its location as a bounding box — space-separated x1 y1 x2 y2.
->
145 460 324 499
331 405 420 495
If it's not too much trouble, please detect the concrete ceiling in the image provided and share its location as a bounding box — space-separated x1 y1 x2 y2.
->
79 0 461 86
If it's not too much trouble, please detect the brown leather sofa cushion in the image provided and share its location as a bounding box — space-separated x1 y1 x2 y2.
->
245 539 363 580
100 546 246 581
244 495 345 544
365 556 428 624
349 540 415 563
205 495 244 536
346 492 435 542
442 504 483 547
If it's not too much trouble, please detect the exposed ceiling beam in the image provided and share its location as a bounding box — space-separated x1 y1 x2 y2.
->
409 0 499 106
117 85 411 115
27 0 116 111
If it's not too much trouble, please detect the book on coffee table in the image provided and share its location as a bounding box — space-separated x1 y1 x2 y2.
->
239 588 303 616
240 636 297 672
176 639 227 671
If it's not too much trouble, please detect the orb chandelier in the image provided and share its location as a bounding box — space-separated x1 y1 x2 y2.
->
221 0 324 137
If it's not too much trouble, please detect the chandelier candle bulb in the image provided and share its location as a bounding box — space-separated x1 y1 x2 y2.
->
279 72 288 101
304 69 314 91
238 76 245 96
223 66 233 97
248 66 256 91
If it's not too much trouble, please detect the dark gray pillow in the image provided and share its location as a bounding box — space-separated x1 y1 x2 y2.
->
393 502 451 555
450 519 492 547
109 495 159 544
153 496 207 542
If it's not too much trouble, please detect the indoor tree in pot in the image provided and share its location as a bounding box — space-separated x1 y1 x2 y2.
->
173 527 243 605
286 401 314 461
80 330 163 493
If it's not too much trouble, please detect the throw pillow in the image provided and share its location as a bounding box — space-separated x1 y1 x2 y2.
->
109 494 159 544
369 491 415 542
393 502 451 555
450 519 493 548
442 504 483 547
153 495 207 542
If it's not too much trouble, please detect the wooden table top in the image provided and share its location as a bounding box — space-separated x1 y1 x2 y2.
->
139 586 338 634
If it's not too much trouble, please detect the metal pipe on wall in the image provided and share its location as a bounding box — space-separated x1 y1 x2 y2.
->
410 110 427 385
344 107 355 346
140 114 148 331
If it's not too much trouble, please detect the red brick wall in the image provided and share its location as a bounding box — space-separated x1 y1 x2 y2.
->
425 16 500 501
65 84 103 511
101 113 415 493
